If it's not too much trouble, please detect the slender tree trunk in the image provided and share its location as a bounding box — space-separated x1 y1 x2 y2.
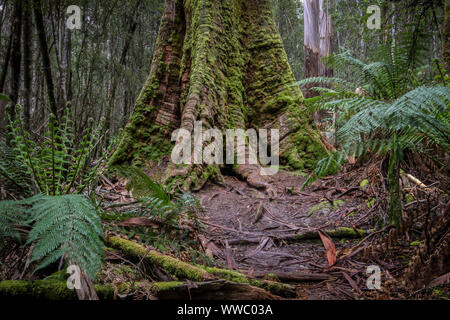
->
318 0 333 78
0 28 13 94
303 0 320 89
23 0 33 131
110 0 326 192
33 0 58 119
105 0 141 141
444 0 450 70
9 0 23 119
303 0 333 98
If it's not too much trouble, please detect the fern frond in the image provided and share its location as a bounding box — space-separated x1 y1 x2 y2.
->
24 194 104 280
110 165 171 202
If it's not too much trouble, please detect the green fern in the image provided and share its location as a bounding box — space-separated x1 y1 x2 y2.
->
0 141 32 195
296 45 450 227
0 199 28 250
24 194 105 280
110 165 171 202
8 106 107 196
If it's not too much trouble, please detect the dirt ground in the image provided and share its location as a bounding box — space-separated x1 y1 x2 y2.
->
193 170 382 300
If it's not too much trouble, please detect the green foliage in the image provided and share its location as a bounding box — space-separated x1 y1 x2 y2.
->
0 199 28 250
13 194 105 280
0 141 32 196
0 93 11 102
8 106 107 196
110 165 170 201
296 48 450 227
0 194 104 279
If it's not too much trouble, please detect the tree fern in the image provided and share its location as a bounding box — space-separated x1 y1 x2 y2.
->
24 194 105 280
296 44 450 227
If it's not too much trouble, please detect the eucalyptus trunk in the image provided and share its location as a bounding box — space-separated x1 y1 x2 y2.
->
110 0 326 191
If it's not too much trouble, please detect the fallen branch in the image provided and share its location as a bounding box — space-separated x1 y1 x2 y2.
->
107 236 296 297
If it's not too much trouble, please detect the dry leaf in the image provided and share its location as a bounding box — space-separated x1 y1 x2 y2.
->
318 229 336 267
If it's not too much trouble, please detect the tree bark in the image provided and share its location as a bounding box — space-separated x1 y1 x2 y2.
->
9 0 23 122
33 0 58 119
444 0 450 70
303 0 333 98
109 0 326 191
23 0 33 131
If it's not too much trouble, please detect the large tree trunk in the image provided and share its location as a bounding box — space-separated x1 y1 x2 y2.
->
109 0 326 191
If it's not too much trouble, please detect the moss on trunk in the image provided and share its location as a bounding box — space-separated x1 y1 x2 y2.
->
109 0 326 190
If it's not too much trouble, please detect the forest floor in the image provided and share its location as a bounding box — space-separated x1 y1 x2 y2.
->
194 169 379 300
99 158 447 300
2 158 447 300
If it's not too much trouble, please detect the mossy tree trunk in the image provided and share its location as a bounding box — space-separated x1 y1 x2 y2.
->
109 0 326 191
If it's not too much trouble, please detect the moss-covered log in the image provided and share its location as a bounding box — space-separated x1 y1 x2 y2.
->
107 236 296 297
0 279 283 300
230 227 371 244
285 227 371 241
107 236 213 281
109 0 326 191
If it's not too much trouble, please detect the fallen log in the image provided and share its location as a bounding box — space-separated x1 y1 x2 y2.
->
279 227 371 242
0 279 280 300
107 236 296 297
229 227 371 244
251 271 336 282
157 280 281 300
107 236 213 282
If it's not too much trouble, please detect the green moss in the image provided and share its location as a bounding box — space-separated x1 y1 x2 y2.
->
44 270 68 282
367 198 376 208
410 241 422 246
333 200 345 208
405 194 415 204
32 280 77 300
360 179 369 188
262 280 296 298
94 285 116 300
307 200 345 216
202 267 249 284
326 227 368 238
433 287 449 300
108 236 211 282
200 266 295 297
152 281 183 291
0 280 32 297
